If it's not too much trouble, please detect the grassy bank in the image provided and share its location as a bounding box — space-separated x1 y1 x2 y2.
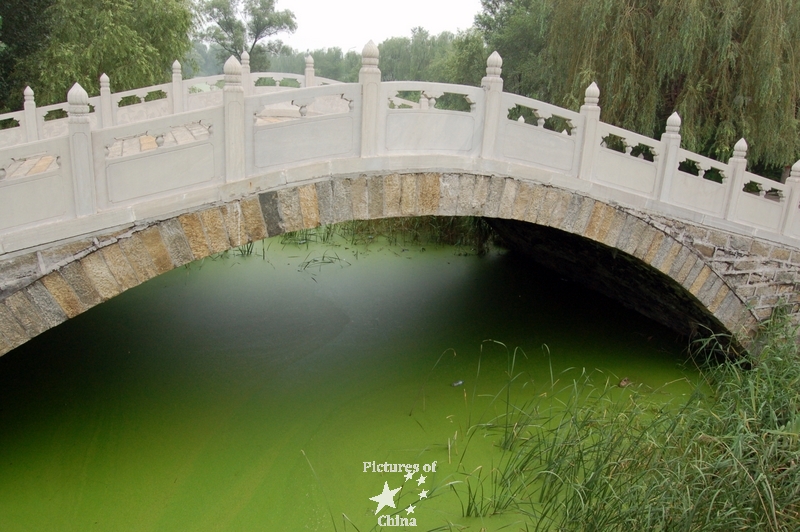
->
450 314 800 531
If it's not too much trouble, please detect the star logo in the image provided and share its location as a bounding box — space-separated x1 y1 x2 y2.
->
419 489 428 499
416 474 426 486
369 482 401 515
406 504 416 514
404 471 414 481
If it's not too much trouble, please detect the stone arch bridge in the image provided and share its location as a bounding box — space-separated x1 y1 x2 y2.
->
1 44 799 356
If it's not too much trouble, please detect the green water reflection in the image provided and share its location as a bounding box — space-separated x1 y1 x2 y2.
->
0 236 698 531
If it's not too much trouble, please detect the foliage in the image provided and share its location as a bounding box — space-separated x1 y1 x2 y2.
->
9 0 194 106
196 0 296 72
378 27 454 82
472 0 800 171
0 0 56 111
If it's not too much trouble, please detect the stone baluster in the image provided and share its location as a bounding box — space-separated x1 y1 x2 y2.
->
359 41 380 157
67 83 96 216
241 51 251 96
23 86 39 142
781 160 800 235
172 60 185 113
99 74 114 128
724 138 748 220
304 55 315 87
223 56 245 182
577 82 600 180
480 51 503 160
656 112 681 202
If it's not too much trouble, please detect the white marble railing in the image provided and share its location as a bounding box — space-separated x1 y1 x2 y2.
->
0 42 799 257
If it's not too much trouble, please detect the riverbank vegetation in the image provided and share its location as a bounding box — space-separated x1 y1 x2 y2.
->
448 312 800 531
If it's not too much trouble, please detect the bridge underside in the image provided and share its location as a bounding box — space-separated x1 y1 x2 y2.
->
489 219 726 338
2 171 798 356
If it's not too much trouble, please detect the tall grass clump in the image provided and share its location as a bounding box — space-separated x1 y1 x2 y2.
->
451 312 800 531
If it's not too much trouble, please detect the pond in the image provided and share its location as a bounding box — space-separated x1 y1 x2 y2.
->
0 229 699 530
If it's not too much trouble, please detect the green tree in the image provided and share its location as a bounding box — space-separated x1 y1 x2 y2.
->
197 0 296 72
378 28 454 82
472 0 800 172
13 0 194 106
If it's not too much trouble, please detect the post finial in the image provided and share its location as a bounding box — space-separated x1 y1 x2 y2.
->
362 40 379 67
23 86 34 101
733 138 748 159
172 60 181 74
100 73 110 88
68 82 90 122
486 51 502 77
584 82 600 105
224 55 242 76
790 159 800 180
305 54 314 67
666 112 681 133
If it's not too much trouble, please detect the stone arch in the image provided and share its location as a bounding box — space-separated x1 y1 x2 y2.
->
0 171 781 356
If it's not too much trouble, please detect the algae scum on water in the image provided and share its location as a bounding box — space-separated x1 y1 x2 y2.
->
0 222 700 531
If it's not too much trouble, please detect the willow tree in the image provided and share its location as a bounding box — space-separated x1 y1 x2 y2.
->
475 0 800 172
18 0 194 105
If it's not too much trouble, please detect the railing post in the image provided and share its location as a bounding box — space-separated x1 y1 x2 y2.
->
99 73 114 128
223 55 245 182
240 51 251 96
172 60 184 113
656 112 681 202
578 82 601 180
304 55 315 87
23 86 39 142
359 41 380 157
781 160 800 235
67 83 96 216
724 138 748 220
480 51 503 160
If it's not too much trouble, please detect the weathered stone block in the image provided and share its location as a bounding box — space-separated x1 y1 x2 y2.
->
199 208 231 253
707 230 729 248
278 188 304 232
708 283 731 314
730 235 753 252
542 189 572 228
688 265 712 296
139 226 176 274
297 184 321 228
332 178 353 222
617 216 646 256
99 244 139 291
401 174 418 216
384 174 402 217
39 238 94 272
770 247 791 261
471 175 490 215
0 303 28 347
80 252 121 301
4 291 48 337
417 173 440 216
643 232 665 265
527 184 553 224
694 243 715 258
513 182 536 221
24 281 67 328
584 202 613 241
178 213 211 259
118 234 159 282
168 217 202 263
350 176 369 220
241 196 268 240
733 260 756 271
367 176 384 219
456 174 477 216
260 191 283 236
655 240 683 274
0 252 39 296
41 271 86 318
60 262 102 308
750 240 771 257
497 178 518 219
221 202 247 247
483 176 505 218
684 225 708 241
315 181 335 225
438 174 460 216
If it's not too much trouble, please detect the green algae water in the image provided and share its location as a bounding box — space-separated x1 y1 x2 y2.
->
0 235 699 531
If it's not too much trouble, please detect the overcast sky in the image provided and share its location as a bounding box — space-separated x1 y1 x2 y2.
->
276 0 483 53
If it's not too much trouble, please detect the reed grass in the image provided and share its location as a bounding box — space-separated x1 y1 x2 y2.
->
449 312 800 531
